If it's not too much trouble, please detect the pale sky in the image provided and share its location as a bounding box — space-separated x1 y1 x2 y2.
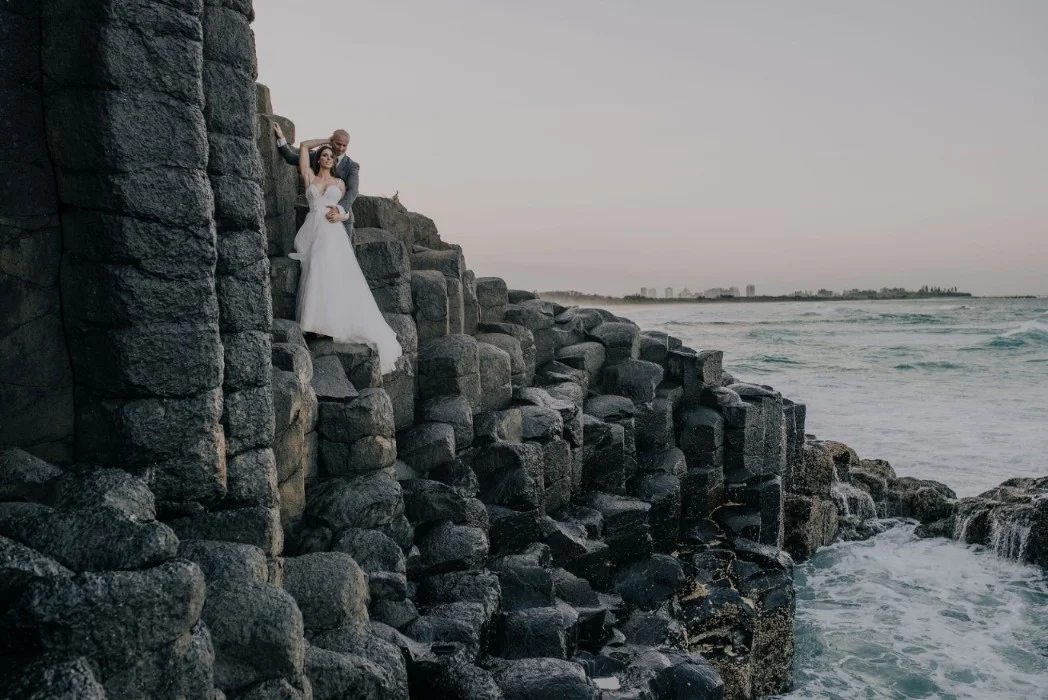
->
253 0 1048 296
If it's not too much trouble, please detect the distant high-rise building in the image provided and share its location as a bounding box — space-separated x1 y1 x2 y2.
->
728 286 740 297
648 287 657 299
746 284 756 297
665 287 673 299
679 287 692 298
640 287 647 298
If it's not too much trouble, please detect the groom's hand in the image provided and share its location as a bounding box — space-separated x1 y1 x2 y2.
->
325 206 344 223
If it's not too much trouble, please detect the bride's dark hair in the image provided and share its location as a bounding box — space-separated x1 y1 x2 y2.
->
311 144 335 175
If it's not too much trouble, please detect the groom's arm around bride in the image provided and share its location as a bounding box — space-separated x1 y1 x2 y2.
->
272 123 359 239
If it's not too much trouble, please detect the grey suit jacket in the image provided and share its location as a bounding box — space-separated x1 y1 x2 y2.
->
278 142 359 230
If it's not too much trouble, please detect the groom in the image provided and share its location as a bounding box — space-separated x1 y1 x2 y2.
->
273 124 359 241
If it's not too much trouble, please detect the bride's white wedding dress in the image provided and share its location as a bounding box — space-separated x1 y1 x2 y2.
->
290 183 402 373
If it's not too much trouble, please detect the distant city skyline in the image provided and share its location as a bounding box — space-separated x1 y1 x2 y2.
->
253 1 1048 296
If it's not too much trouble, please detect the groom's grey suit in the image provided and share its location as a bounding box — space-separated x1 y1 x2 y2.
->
277 141 359 240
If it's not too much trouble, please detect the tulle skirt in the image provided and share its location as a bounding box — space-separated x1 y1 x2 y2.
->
290 212 402 374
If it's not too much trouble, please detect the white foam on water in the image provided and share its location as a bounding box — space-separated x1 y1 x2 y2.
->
781 526 1048 699
1001 319 1048 337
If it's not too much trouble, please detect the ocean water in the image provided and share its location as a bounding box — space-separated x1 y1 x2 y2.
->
599 298 1048 699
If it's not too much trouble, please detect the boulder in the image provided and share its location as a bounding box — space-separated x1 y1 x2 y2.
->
0 447 64 501
383 312 419 356
305 644 407 700
417 334 481 409
657 659 725 700
1 657 107 700
587 322 639 366
489 558 555 612
612 554 686 610
477 342 513 413
397 422 457 474
283 552 369 632
416 522 489 576
475 332 526 386
473 408 524 445
516 387 581 447
603 359 664 404
331 528 406 575
539 438 573 513
634 398 675 453
627 471 681 553
419 395 474 450
580 492 652 567
401 478 471 525
306 469 404 530
580 416 625 494
668 349 723 403
355 231 412 315
205 580 305 692
555 342 606 386
492 658 600 700
310 340 382 389
887 477 957 524
12 560 207 676
0 506 178 573
430 459 480 498
169 506 283 556
479 322 536 385
0 535 73 606
476 277 509 323
309 355 358 403
518 405 564 443
178 540 269 585
316 388 395 444
411 270 449 344
487 506 545 555
497 605 579 660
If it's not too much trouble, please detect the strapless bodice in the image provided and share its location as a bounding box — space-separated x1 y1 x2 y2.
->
306 183 343 211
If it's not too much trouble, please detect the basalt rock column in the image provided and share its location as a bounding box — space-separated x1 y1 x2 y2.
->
0 0 75 462
201 0 278 514
41 0 226 504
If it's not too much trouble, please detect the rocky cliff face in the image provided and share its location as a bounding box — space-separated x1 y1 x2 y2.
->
0 0 74 463
6 2 1033 699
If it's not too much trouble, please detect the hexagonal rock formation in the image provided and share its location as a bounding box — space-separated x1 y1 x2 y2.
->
3 5 1007 698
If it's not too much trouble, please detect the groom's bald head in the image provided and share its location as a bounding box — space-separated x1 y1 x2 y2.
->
330 129 350 156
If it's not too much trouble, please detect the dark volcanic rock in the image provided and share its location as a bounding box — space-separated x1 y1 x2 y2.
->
497 604 579 660
416 522 489 576
420 395 475 449
0 505 179 573
886 477 957 524
283 552 369 632
588 322 640 366
612 554 686 610
602 359 664 405
657 658 725 700
306 469 404 531
492 658 600 700
398 422 457 474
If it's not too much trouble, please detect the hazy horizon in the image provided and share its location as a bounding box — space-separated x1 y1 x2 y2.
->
253 0 1048 297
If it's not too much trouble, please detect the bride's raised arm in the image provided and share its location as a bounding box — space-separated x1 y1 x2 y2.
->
297 138 330 186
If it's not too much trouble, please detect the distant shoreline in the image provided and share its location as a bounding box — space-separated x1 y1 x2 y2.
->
536 292 1039 305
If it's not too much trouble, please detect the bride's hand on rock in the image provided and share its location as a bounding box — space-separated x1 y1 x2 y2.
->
272 122 284 140
325 205 343 223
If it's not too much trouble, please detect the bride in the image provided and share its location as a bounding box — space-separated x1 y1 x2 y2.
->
285 135 402 374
